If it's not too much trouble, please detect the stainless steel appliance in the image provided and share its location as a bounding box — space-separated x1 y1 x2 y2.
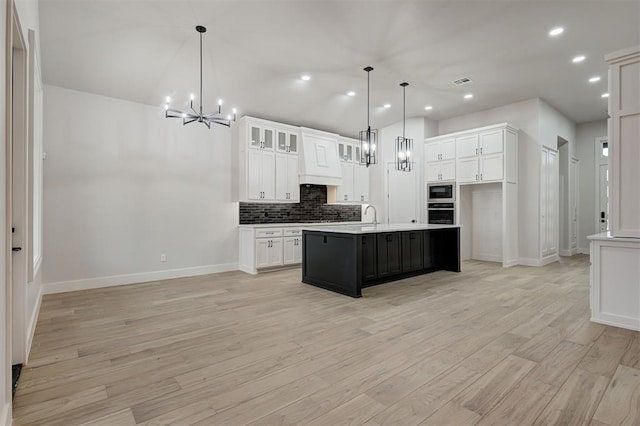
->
427 183 455 203
427 202 455 225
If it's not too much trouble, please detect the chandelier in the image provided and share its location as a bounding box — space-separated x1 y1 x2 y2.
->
359 66 378 167
395 82 413 171
164 26 236 129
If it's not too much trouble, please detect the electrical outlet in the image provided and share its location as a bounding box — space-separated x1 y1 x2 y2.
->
160 254 166 262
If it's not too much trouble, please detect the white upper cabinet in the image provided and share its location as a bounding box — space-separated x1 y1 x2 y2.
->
337 162 355 202
335 137 369 203
338 139 355 162
275 153 299 201
479 129 504 155
425 138 456 183
456 134 480 158
239 117 298 202
249 122 275 150
354 165 370 202
276 128 299 154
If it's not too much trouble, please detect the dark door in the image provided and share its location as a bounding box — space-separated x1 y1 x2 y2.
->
401 231 423 272
377 233 401 278
361 234 377 281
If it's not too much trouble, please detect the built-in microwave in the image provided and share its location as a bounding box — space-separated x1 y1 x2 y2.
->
427 183 455 203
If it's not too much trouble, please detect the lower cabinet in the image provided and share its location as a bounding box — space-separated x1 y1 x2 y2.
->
256 238 283 268
239 227 302 274
401 231 423 272
377 233 402 278
283 236 303 265
361 234 377 281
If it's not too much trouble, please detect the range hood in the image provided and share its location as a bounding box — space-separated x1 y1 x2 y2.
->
298 127 343 186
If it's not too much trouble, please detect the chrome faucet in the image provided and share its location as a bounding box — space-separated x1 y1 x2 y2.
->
364 204 378 225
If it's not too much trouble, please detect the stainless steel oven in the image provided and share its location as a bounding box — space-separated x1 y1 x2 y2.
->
427 183 455 203
427 202 455 225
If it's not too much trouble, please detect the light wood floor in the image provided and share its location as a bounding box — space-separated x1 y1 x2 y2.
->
12 255 640 425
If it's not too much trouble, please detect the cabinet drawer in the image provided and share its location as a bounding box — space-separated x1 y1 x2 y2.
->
284 228 302 236
256 228 283 238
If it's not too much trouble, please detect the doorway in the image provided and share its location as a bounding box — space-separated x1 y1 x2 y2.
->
596 137 609 233
386 162 417 224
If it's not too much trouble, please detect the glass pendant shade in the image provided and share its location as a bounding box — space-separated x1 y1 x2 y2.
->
395 82 413 172
360 66 378 167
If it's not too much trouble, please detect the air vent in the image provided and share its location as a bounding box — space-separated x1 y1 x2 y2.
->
453 77 472 85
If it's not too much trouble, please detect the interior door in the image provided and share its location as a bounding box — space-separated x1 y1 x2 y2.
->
570 158 579 249
387 163 417 224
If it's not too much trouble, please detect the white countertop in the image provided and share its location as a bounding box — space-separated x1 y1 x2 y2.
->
300 223 460 234
588 232 640 243
238 222 365 229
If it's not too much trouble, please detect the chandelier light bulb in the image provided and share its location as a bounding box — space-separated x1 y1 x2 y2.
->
232 108 237 114
164 104 169 110
182 113 187 118
165 96 171 103
218 99 223 106
371 144 376 151
190 93 195 101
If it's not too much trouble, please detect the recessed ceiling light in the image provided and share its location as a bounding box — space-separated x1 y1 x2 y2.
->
589 76 601 83
549 27 564 36
601 93 610 98
572 55 586 63
347 91 356 96
464 93 473 99
424 106 433 110
383 103 391 108
301 75 311 81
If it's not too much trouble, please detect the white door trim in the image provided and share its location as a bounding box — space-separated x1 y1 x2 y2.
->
595 136 608 234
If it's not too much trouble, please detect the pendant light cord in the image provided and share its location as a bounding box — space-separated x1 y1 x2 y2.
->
402 84 406 141
367 70 370 132
199 30 203 114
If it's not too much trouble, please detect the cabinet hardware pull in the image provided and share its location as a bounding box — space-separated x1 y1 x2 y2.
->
475 174 478 181
476 147 478 155
481 173 483 180
480 147 483 154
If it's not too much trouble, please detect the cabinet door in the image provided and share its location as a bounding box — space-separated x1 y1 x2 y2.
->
269 238 283 266
456 134 479 158
422 231 434 269
287 155 299 201
262 128 275 150
377 233 401 278
261 151 275 200
441 139 456 160
277 130 288 152
361 235 377 281
425 162 441 183
275 153 288 201
440 160 456 181
256 239 271 268
457 158 479 183
293 238 302 263
425 142 441 162
283 237 297 264
337 163 354 202
480 129 503 155
249 124 262 149
480 154 504 182
248 150 264 200
288 133 298 154
354 165 369 202
401 231 423 272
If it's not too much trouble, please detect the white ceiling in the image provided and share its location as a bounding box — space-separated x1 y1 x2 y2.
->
39 0 640 137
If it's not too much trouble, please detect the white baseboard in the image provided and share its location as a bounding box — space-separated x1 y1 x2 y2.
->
43 263 239 295
560 249 573 256
473 254 503 263
578 247 590 255
503 259 519 268
518 257 541 267
1 401 10 426
26 284 43 363
541 255 559 266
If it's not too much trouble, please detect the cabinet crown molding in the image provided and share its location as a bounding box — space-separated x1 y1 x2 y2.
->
425 122 519 142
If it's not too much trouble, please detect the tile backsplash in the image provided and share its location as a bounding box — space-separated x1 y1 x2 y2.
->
239 185 362 224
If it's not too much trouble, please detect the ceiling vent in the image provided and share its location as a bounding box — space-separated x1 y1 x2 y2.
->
453 77 472 85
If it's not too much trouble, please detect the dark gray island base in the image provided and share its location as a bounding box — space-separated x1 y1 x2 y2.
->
301 224 460 298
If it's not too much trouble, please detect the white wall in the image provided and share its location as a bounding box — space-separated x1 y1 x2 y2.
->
375 117 425 224
575 120 607 251
1 0 10 421
42 86 239 291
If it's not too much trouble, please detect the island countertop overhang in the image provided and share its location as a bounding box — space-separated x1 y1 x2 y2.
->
300 223 460 234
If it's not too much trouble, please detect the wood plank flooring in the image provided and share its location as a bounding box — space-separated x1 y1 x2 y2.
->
12 255 640 425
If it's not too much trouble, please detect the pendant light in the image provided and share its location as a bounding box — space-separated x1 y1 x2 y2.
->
359 66 378 167
395 82 413 172
164 26 236 129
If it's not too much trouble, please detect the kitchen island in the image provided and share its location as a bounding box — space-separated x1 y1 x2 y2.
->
301 224 460 297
